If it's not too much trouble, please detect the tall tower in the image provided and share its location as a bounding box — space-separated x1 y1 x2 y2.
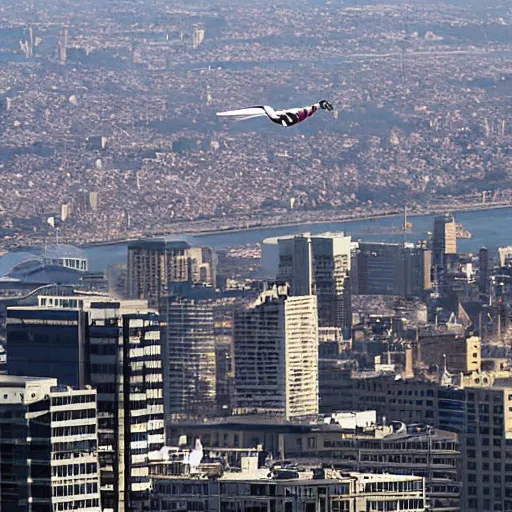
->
160 296 216 418
277 233 351 337
59 26 68 64
433 214 457 269
233 283 318 420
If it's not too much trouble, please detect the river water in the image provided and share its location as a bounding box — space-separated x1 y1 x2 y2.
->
83 207 512 272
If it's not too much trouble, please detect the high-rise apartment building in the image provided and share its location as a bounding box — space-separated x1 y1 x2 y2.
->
6 296 164 512
127 240 215 306
277 233 351 335
433 214 457 269
160 296 216 417
0 375 101 512
233 284 318 420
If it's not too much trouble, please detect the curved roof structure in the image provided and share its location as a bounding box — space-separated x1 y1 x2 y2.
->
0 245 88 278
0 251 44 278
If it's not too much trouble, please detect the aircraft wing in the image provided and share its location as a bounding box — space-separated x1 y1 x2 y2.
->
216 107 267 118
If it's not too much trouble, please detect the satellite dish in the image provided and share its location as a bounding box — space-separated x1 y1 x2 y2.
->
189 439 203 473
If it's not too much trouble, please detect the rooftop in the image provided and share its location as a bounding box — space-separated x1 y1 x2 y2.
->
128 239 191 250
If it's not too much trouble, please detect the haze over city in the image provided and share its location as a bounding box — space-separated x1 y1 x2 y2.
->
0 0 512 247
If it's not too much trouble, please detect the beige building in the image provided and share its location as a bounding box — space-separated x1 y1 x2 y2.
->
418 332 481 373
233 284 318 420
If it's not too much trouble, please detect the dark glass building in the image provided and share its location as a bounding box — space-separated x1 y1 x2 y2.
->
6 307 89 387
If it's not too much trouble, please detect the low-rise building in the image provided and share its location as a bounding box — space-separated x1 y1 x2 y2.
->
149 449 427 512
168 418 459 512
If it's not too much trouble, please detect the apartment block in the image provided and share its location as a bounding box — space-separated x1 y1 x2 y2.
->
233 284 318 420
127 240 215 306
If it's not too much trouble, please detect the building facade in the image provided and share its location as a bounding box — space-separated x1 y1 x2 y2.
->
352 242 431 297
0 376 101 512
160 296 216 417
168 420 458 512
7 306 89 388
277 233 352 335
6 296 165 512
150 455 427 512
462 385 512 512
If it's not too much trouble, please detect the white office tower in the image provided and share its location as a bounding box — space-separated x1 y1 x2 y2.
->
233 284 318 420
0 376 101 511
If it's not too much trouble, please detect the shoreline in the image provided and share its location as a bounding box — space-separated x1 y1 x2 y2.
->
79 201 512 249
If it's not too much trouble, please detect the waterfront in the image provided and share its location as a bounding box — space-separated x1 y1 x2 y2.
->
83 207 512 272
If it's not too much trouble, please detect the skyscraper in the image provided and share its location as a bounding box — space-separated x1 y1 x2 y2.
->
479 246 489 295
433 214 457 269
6 296 164 512
233 283 318 420
0 376 101 511
127 240 216 306
277 233 351 335
160 296 216 417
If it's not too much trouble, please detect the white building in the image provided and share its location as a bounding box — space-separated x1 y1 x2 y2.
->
233 283 318 420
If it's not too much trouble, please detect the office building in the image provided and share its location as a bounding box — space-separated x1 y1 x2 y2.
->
0 375 101 511
433 214 457 269
127 240 215 306
233 284 318 420
462 385 512 512
352 242 431 297
7 305 89 387
6 296 164 512
160 296 216 417
277 233 351 334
